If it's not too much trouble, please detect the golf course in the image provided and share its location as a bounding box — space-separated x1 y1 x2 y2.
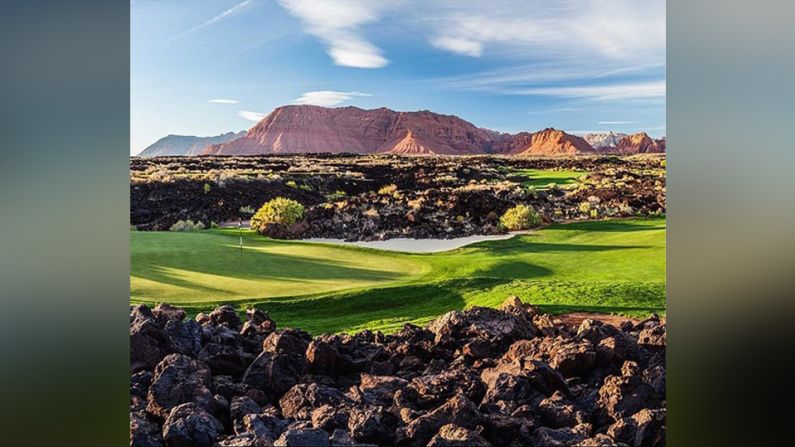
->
131 217 665 334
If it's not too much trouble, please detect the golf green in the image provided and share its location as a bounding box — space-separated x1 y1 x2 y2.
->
131 218 665 333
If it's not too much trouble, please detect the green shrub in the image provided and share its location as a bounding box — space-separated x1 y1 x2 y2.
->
579 202 592 213
299 183 313 192
203 183 211 194
250 197 305 230
286 180 298 188
169 219 205 232
660 159 666 168
499 204 541 230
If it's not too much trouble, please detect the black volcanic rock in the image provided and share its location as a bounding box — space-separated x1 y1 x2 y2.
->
130 298 666 446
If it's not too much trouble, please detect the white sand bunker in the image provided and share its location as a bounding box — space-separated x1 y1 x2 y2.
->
302 233 523 253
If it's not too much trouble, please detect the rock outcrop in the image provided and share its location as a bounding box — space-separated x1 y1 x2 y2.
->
204 106 497 156
200 105 619 156
130 299 666 446
502 128 597 156
582 132 628 151
616 133 666 154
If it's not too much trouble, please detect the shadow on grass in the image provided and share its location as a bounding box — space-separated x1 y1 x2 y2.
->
548 219 665 233
256 282 468 334
468 239 650 254
537 303 666 316
132 248 408 298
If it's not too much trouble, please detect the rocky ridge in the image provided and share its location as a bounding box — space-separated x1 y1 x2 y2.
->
131 298 666 446
200 105 663 156
138 131 246 157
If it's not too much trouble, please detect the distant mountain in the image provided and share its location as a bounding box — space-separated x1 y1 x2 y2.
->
582 132 628 151
616 132 666 154
505 128 596 155
175 105 662 156
136 131 246 157
204 105 498 156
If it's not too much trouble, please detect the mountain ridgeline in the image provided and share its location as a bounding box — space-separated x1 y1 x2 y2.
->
137 131 246 157
140 105 665 157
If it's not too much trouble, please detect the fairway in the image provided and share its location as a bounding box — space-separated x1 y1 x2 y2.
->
514 168 587 189
131 230 426 302
131 218 665 334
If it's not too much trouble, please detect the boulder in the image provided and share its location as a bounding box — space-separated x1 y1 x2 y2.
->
427 424 491 447
273 428 330 447
147 354 213 418
347 405 399 445
279 383 352 420
397 395 481 446
607 408 666 446
597 375 661 422
162 403 224 447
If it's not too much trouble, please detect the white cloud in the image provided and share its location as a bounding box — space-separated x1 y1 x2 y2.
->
278 0 397 68
513 81 666 102
430 37 483 57
208 99 239 104
167 0 257 43
419 1 664 62
237 110 267 122
293 90 372 107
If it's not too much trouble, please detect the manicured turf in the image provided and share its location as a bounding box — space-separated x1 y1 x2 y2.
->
131 218 665 334
514 168 587 189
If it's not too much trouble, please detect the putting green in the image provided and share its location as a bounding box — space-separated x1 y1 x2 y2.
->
131 218 665 333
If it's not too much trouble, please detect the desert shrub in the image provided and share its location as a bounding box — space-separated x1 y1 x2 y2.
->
325 190 346 201
590 209 599 219
378 184 398 195
169 220 205 232
500 204 541 230
660 159 666 168
286 180 298 188
619 204 635 215
363 208 380 218
579 202 592 213
250 197 305 229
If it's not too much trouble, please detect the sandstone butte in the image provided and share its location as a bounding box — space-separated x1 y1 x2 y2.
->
201 105 664 156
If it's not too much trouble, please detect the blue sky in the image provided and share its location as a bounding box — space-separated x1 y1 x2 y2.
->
131 0 665 154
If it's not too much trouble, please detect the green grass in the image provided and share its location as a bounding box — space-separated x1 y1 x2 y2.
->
131 218 665 334
514 168 587 189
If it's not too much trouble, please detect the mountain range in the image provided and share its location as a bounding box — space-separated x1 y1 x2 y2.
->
136 131 246 157
137 105 664 157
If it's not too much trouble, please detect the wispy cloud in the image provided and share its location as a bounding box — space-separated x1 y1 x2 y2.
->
293 90 372 107
208 98 239 104
512 81 666 102
237 110 267 122
599 120 635 125
167 0 257 43
278 0 398 68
